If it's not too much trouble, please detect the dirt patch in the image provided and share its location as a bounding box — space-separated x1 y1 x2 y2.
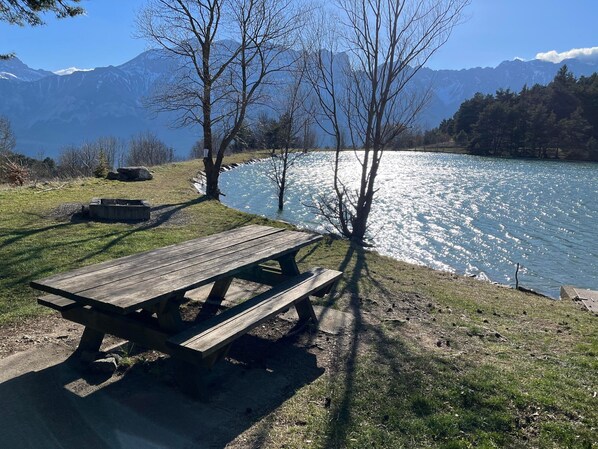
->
0 314 124 360
45 202 85 221
0 314 79 360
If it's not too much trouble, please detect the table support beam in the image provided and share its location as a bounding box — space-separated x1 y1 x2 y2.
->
63 306 174 356
73 326 105 355
277 252 300 276
278 252 317 324
195 277 233 320
155 300 184 333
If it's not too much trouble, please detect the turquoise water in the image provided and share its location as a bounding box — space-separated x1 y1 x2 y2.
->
220 152 598 298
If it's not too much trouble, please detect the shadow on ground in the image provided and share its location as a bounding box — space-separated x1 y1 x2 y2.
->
0 332 324 449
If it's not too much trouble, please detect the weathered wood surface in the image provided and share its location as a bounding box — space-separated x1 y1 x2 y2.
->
31 225 322 314
36 225 279 290
37 294 78 311
168 268 342 359
62 305 174 356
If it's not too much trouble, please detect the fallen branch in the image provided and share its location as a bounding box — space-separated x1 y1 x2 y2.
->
34 183 67 193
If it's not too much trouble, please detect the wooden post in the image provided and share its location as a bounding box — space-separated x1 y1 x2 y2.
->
73 327 105 355
155 300 184 332
277 252 317 324
196 277 233 320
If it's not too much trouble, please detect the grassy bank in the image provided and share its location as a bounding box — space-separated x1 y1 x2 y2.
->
0 156 596 448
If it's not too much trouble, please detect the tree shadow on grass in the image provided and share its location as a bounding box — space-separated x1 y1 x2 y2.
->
0 196 249 289
0 220 75 250
312 244 521 448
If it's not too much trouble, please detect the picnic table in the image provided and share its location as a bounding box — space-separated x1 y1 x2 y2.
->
30 224 342 395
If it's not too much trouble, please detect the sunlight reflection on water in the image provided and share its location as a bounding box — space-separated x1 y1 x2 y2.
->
220 151 598 298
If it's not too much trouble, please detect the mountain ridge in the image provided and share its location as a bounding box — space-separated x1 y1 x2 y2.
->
1 49 597 158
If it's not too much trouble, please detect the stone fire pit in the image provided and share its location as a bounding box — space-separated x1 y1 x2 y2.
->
89 198 151 222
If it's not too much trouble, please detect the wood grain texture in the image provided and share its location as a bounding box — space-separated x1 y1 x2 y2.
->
37 294 78 311
32 225 280 293
32 227 322 314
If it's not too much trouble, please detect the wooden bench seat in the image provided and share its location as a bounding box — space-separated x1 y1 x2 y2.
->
37 294 79 312
167 267 342 362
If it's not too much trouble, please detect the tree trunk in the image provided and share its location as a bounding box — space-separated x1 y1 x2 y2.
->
278 183 285 210
204 163 220 199
277 155 288 211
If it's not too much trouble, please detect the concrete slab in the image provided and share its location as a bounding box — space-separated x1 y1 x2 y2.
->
0 338 324 448
560 285 598 313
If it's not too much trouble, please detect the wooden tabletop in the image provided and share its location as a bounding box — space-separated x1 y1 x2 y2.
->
31 225 322 314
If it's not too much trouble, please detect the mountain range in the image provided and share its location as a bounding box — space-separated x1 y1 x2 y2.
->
1 49 597 159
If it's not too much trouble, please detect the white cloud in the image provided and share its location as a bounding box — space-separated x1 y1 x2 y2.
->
53 67 94 76
535 46 598 63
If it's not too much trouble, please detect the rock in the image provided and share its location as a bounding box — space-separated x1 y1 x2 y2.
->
90 357 118 374
106 171 120 180
116 166 153 181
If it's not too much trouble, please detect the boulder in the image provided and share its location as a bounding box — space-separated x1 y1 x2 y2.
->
106 171 120 180
116 166 153 181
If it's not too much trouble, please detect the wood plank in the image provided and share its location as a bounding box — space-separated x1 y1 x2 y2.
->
37 225 282 295
168 268 342 359
41 231 321 314
31 225 281 292
38 224 272 284
37 294 78 311
79 229 296 298
102 232 322 313
235 265 292 286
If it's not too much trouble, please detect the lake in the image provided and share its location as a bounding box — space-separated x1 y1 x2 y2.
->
219 151 598 298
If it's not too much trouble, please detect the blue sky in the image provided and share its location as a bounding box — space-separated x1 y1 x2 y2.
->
1 0 597 72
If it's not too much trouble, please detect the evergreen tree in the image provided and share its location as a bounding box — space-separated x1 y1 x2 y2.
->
435 67 597 161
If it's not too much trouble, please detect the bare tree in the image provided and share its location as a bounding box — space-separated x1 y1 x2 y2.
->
56 136 126 178
127 132 174 166
308 0 468 243
0 115 16 153
266 55 312 210
94 136 124 169
138 0 304 199
58 145 89 178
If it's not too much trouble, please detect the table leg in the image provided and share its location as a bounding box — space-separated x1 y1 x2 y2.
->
278 252 300 275
277 252 318 324
195 277 233 320
155 300 184 332
73 327 105 355
173 345 231 399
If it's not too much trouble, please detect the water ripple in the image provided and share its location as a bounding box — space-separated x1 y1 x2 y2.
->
220 152 598 298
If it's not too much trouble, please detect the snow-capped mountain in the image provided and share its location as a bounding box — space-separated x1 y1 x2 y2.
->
1 49 597 158
54 67 94 76
0 57 54 82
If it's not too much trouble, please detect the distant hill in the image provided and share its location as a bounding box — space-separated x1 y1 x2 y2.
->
1 48 597 159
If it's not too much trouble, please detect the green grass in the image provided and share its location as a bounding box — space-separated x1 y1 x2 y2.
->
0 155 596 448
